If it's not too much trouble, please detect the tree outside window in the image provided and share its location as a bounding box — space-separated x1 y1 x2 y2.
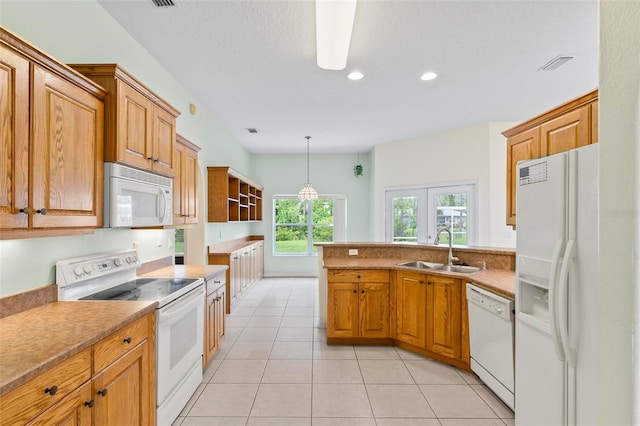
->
274 197 334 255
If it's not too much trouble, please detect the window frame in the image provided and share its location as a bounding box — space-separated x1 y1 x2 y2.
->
384 181 477 246
272 195 346 256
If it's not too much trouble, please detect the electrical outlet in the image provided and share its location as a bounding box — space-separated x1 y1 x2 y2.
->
157 236 163 247
219 230 223 239
348 249 358 256
133 242 139 251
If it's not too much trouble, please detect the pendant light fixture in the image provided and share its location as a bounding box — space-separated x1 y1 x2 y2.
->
298 136 319 200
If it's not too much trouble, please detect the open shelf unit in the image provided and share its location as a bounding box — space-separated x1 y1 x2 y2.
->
208 166 263 222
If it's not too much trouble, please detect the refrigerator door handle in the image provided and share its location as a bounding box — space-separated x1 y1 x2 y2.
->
558 239 576 367
548 238 566 362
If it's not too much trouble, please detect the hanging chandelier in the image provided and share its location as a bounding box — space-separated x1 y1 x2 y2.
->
298 136 318 200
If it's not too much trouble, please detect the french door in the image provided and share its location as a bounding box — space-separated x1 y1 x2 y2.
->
385 184 476 245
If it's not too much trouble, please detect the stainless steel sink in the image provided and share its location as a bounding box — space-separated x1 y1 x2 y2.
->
397 260 445 270
397 261 480 274
437 265 481 274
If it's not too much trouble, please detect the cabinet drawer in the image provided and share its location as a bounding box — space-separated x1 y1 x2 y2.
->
328 269 389 283
93 316 148 373
0 348 91 425
206 274 226 295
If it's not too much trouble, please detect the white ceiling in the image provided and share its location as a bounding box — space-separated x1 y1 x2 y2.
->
97 0 598 154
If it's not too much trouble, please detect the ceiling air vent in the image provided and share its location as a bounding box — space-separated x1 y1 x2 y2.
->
247 128 258 134
152 0 176 7
539 55 576 71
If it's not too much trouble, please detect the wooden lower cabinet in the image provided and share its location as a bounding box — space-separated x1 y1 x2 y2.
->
208 238 264 314
327 269 470 370
26 382 93 426
0 312 155 426
326 270 390 340
93 341 152 426
425 274 464 360
396 270 427 348
204 273 226 367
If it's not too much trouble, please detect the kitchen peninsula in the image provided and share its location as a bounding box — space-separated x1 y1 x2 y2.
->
317 242 515 371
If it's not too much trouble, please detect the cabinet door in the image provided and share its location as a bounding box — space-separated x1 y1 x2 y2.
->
425 275 462 360
184 146 199 224
0 44 29 230
230 254 240 306
30 65 103 229
590 100 598 144
359 283 389 338
152 105 176 177
116 81 154 170
540 105 590 157
327 282 359 338
216 286 226 342
93 341 152 426
26 382 92 426
396 271 427 348
204 292 218 367
173 141 185 225
506 127 540 227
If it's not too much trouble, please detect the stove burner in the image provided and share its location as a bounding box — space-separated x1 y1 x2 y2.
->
78 277 202 306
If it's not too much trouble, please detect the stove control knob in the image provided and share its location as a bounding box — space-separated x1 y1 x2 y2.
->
83 265 92 274
74 266 83 276
114 258 123 267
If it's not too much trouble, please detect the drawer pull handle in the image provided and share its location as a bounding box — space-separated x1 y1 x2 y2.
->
123 337 132 344
353 290 357 294
84 400 95 408
98 389 108 397
19 207 32 214
357 275 361 279
419 280 425 284
36 208 47 215
44 385 58 396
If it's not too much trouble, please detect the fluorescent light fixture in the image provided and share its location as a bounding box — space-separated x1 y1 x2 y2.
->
316 0 357 70
348 71 363 80
420 72 438 81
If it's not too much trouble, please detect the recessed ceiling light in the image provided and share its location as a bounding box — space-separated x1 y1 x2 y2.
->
348 71 364 80
420 72 438 81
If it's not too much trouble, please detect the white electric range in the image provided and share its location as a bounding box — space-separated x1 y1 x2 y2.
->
56 249 204 426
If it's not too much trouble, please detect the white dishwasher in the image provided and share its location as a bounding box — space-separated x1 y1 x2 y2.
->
466 283 515 411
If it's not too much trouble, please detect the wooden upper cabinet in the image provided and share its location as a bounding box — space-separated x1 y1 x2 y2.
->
30 65 104 229
0 42 30 230
70 64 180 177
173 135 200 226
540 105 590 156
207 167 263 222
505 127 540 227
116 81 154 170
503 89 598 228
0 28 106 239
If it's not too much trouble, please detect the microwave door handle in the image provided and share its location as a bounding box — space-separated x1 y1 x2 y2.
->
159 189 167 221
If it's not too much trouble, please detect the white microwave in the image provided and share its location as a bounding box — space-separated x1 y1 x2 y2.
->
104 163 172 228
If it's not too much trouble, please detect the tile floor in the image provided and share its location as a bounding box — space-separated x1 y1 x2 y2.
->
172 277 515 426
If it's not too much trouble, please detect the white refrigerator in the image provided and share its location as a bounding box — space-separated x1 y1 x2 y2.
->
515 144 598 425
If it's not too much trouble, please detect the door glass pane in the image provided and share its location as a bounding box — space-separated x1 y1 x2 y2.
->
393 196 418 243
435 193 468 245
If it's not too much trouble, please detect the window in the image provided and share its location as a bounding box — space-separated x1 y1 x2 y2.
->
385 183 476 245
174 228 185 265
273 196 345 255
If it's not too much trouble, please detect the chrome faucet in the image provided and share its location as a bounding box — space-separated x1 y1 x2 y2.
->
434 226 459 266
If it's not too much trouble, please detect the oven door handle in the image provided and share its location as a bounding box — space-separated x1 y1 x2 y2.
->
159 286 205 321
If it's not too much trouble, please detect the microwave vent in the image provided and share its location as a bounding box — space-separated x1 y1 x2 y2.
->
539 55 576 71
118 165 172 187
152 0 176 7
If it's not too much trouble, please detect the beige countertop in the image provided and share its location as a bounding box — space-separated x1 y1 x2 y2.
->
208 238 263 255
322 258 515 299
0 300 157 395
141 264 228 281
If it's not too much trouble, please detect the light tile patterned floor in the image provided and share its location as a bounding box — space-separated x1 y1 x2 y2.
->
172 277 514 426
